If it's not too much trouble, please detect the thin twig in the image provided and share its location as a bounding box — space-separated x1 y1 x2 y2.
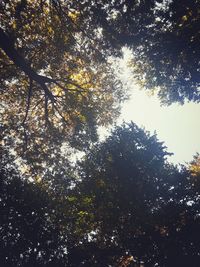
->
22 78 33 125
31 96 45 110
53 80 87 93
23 126 28 153
44 94 50 127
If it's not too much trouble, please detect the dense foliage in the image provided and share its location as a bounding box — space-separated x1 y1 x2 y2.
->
0 168 68 267
73 123 200 266
0 0 125 178
1 0 200 178
1 124 200 266
1 0 200 266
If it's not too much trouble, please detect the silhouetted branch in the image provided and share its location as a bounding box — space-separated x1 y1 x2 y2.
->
0 27 55 103
44 95 50 127
22 78 33 125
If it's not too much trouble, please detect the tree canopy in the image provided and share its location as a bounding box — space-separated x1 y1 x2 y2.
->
1 0 200 177
1 122 200 266
56 0 200 104
63 123 200 266
0 0 126 177
1 1 200 266
0 167 69 267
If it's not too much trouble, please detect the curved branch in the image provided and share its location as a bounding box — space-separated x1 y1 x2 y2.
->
0 27 55 102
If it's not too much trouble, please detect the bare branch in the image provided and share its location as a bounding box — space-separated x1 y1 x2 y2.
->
53 80 87 94
53 103 71 125
22 126 28 153
31 96 45 110
44 94 50 127
22 78 33 125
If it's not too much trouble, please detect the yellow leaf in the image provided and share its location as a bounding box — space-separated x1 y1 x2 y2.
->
68 11 80 22
181 15 188 22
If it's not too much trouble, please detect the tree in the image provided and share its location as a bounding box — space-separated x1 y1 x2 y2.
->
68 123 200 266
1 0 200 178
0 0 125 178
0 167 69 267
68 122 173 266
150 160 200 267
2 124 200 266
128 0 200 104
189 153 200 179
72 0 200 104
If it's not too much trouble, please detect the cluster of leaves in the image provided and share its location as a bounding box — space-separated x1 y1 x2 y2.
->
0 167 69 267
1 0 200 179
71 124 168 265
1 1 200 265
67 124 200 266
128 0 200 104
1 123 200 266
75 0 200 104
0 0 126 178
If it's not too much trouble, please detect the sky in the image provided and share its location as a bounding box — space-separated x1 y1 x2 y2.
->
118 88 200 165
113 48 200 165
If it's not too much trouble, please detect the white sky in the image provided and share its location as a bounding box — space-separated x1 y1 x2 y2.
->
118 88 200 165
109 48 200 165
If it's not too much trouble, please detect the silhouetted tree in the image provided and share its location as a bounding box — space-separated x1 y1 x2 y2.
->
71 0 200 104
69 123 200 266
0 0 125 177
1 0 200 178
0 167 68 267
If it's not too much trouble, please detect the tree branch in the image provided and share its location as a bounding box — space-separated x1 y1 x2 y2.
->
0 27 55 102
22 78 33 125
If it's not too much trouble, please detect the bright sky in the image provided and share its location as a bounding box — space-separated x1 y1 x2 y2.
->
118 88 200 165
114 48 200 165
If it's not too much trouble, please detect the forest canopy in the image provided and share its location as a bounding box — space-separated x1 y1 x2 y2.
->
1 123 200 266
1 0 200 176
1 0 200 266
